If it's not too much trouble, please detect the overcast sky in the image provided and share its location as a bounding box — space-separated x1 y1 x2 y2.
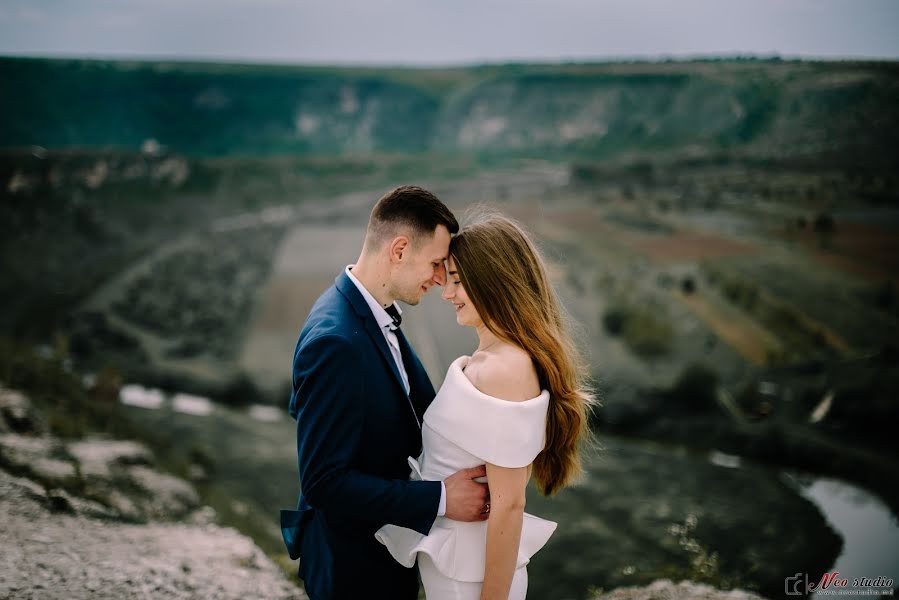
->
1 0 898 65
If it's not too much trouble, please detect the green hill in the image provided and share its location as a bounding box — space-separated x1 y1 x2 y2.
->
2 56 897 165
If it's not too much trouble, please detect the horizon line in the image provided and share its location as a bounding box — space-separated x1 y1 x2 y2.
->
2 49 898 69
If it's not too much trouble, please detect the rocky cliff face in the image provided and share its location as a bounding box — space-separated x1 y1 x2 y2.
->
2 57 896 165
0 384 304 599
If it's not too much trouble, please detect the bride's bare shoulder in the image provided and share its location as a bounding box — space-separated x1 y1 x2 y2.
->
471 345 540 402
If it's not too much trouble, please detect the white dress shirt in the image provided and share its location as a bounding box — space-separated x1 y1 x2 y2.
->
345 265 446 517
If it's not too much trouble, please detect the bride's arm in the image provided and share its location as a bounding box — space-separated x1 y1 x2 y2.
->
481 463 529 600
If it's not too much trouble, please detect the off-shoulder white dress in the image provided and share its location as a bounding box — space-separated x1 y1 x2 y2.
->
375 355 557 599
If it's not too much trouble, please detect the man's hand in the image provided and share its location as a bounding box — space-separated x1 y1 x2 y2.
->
444 465 490 522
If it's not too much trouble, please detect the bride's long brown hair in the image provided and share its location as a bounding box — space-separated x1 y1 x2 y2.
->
450 213 596 496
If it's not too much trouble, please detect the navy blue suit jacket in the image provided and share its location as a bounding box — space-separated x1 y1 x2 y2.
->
281 270 442 600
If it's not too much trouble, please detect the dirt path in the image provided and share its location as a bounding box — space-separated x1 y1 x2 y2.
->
238 225 364 393
673 287 781 366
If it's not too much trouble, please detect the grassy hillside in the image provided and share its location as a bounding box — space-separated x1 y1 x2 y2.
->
2 56 897 166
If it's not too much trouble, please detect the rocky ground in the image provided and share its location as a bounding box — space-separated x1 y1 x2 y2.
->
591 579 768 600
0 384 305 600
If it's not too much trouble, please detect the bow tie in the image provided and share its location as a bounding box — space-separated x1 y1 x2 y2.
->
385 304 402 330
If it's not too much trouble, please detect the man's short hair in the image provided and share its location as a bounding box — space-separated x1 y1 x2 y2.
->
366 185 459 249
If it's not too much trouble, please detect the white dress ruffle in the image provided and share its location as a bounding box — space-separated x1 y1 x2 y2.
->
374 355 557 583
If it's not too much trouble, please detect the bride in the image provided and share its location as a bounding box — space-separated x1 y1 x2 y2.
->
376 214 595 599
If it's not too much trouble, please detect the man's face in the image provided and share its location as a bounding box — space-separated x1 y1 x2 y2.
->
390 225 451 306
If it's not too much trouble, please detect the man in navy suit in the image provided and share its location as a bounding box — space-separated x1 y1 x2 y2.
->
282 186 490 599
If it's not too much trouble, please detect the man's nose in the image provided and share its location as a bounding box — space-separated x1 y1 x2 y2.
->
433 263 447 286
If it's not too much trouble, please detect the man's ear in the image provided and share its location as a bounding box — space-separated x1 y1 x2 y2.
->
388 236 410 264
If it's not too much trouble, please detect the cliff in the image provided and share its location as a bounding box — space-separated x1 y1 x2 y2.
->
2 57 897 167
0 384 305 599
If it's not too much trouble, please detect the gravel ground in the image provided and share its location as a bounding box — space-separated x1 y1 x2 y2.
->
593 579 768 600
0 469 305 600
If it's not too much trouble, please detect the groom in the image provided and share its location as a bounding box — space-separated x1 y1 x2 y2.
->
282 186 490 600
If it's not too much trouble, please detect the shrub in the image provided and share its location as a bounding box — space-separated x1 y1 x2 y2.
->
665 363 719 413
0 336 139 440
812 212 835 233
602 308 627 336
603 303 674 358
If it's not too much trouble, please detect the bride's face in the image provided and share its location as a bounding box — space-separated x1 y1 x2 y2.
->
442 256 484 328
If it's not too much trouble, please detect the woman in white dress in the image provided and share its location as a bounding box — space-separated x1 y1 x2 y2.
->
376 214 595 599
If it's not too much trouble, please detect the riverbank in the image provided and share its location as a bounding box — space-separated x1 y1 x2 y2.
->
596 347 899 520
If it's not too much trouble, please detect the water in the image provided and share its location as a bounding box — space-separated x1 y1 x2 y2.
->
783 473 899 598
172 393 214 416
119 384 282 422
119 384 164 409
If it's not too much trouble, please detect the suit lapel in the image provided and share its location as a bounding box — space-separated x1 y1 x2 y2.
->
395 327 416 394
335 271 411 399
364 314 408 395
395 327 436 418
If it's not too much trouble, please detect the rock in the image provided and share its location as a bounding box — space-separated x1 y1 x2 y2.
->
64 438 200 521
30 457 78 483
2 471 48 503
126 465 200 519
46 488 119 520
0 386 45 434
0 469 305 599
0 432 56 462
592 579 768 600
186 505 218 527
46 488 77 513
66 439 153 478
104 489 144 521
0 433 77 486
0 389 304 598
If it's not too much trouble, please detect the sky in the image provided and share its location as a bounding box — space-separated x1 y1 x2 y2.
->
1 0 898 66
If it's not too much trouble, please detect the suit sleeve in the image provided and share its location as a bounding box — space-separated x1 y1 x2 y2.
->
292 333 441 535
